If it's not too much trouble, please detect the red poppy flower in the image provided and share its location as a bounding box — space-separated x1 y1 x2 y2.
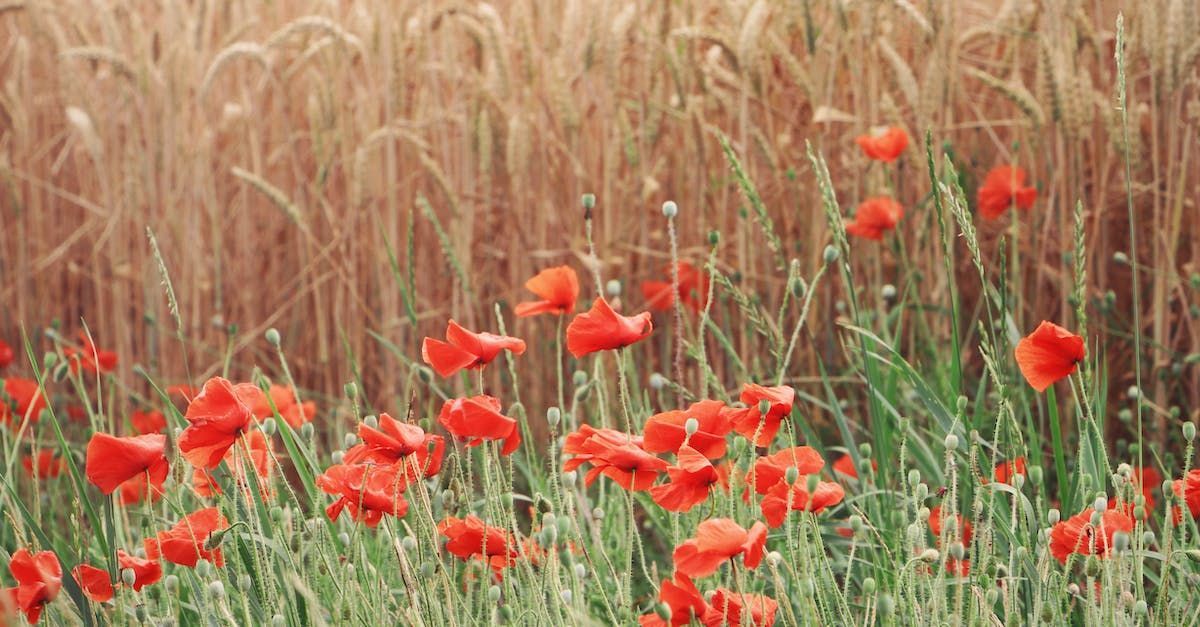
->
1049 507 1134 564
192 429 273 499
760 477 845 527
437 395 521 456
830 453 877 479
514 266 580 317
317 463 409 527
977 165 1037 219
144 508 229 568
1172 469 1200 521
703 590 778 627
563 424 668 491
845 197 904 241
1 377 47 425
64 333 118 375
1015 321 1085 392
929 505 973 546
22 449 64 479
565 298 653 358
130 409 167 435
344 412 445 482
642 400 734 459
178 377 255 469
945 558 970 577
85 433 169 499
166 384 198 402
673 519 768 578
992 457 1027 484
73 550 161 602
650 446 728 512
421 320 526 379
855 126 908 162
0 339 13 369
727 384 794 447
239 384 316 428
4 548 61 624
641 262 710 313
438 515 519 574
639 573 709 627
748 446 826 495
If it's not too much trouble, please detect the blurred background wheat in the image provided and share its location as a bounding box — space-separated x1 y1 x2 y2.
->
0 0 1197 432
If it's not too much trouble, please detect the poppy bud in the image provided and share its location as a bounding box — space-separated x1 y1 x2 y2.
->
823 245 839 264
1143 531 1156 546
784 466 800 485
209 581 225 598
1015 546 1027 559
300 422 315 440
420 562 435 578
917 507 930 522
877 593 894 616
858 443 872 458
581 193 595 210
766 551 783 567
648 373 666 390
985 588 999 605
684 418 699 436
1134 600 1148 615
488 585 502 603
417 366 433 383
344 433 357 449
239 574 253 591
881 284 896 301
122 567 137 587
1093 496 1108 512
1127 385 1141 400
863 577 876 595
949 542 965 560
919 549 939 562
401 536 418 554
907 469 921 487
849 515 863 532
1185 422 1197 441
655 603 672 621
1012 474 1025 490
261 418 277 436
43 352 57 369
563 470 577 486
560 590 572 604
1066 583 1081 596
758 400 771 416
1163 479 1174 495
165 574 179 593
265 328 281 347
806 474 820 493
605 280 621 297
1090 511 1103 526
362 414 378 429
343 382 358 399
572 371 587 387
546 407 561 428
338 532 351 546
136 606 150 622
541 526 558 547
205 523 230 550
1028 466 1043 484
708 230 720 245
196 558 214 578
270 506 285 522
944 434 959 450
1113 251 1129 265
1113 531 1130 552
914 484 928 501
592 507 605 520
331 451 344 464
661 201 678 218
574 563 586 580
906 523 922 544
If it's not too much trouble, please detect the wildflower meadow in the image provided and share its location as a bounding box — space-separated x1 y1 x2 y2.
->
3 2 1200 626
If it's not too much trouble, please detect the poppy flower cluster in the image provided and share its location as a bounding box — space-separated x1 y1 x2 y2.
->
438 515 526 577
642 572 779 626
4 548 61 623
74 550 162 602
64 333 118 375
1 377 47 425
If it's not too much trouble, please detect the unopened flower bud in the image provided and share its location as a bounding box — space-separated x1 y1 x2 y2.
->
944 434 959 451
581 194 596 210
823 245 839 264
684 418 699 436
605 280 621 297
208 581 225 598
344 382 358 399
265 328 281 347
648 373 666 390
261 418 277 436
661 201 678 218
121 568 136 587
862 577 876 595
1185 422 1197 441
488 585 502 603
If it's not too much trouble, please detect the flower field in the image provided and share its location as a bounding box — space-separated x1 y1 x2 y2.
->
2 1 1200 626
